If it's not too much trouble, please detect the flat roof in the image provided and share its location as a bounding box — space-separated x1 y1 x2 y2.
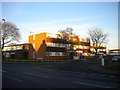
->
4 43 30 47
109 49 120 51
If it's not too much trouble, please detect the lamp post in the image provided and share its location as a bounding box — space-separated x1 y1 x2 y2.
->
1 19 5 49
0 19 5 89
1 19 5 59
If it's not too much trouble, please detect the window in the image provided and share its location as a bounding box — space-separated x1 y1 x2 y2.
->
55 52 60 56
46 52 49 56
79 45 83 49
5 52 10 58
51 52 55 56
91 49 95 51
46 43 53 47
46 52 67 56
33 52 35 58
83 46 89 49
46 43 66 47
46 52 52 56
33 35 36 40
83 53 88 56
62 44 66 47
55 43 59 47
11 47 13 50
46 33 57 38
86 39 90 43
23 45 29 50
62 52 67 56
16 46 22 50
10 46 16 50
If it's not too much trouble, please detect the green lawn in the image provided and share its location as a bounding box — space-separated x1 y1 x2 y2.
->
103 62 120 71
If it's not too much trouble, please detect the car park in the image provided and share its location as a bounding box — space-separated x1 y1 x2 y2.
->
112 56 120 62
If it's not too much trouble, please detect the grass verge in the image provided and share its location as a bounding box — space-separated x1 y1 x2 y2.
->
103 62 120 71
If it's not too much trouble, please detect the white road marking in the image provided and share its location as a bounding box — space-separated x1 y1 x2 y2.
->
2 70 6 73
48 69 55 71
81 73 86 75
99 74 106 77
108 75 115 78
88 73 96 76
23 72 50 79
0 70 6 73
73 81 114 88
3 75 23 82
74 72 80 74
33 67 57 72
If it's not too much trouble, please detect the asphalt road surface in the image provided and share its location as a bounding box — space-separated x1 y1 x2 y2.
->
2 62 120 89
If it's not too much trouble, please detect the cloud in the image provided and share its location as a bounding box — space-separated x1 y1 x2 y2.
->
18 22 97 43
17 16 97 37
33 17 93 25
21 16 97 27
17 16 99 43
29 23 97 37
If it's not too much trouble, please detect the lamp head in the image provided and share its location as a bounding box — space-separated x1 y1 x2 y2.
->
2 19 5 22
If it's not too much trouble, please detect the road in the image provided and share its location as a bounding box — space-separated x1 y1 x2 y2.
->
2 62 120 88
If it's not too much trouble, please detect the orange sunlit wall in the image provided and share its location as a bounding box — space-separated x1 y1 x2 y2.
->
29 32 47 59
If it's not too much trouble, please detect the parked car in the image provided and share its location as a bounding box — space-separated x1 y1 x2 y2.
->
112 56 120 62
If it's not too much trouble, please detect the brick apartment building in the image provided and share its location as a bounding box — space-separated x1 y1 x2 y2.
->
2 43 34 59
3 32 107 60
29 32 68 60
109 49 120 56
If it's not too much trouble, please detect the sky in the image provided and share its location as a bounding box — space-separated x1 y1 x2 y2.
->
2 1 118 50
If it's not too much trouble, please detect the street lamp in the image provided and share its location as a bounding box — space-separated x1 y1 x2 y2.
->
1 18 5 48
2 19 5 22
0 19 5 57
2 18 5 27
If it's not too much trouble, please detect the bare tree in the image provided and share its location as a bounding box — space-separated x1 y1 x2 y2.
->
57 27 75 59
0 22 21 51
87 28 108 55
